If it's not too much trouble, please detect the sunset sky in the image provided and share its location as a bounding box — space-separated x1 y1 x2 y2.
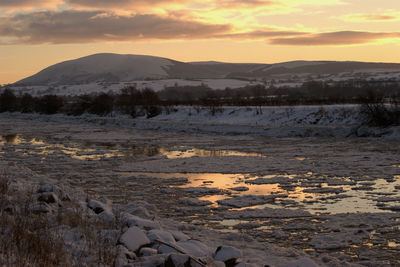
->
0 0 399 84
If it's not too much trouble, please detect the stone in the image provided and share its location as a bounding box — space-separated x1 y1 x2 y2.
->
122 213 161 230
37 192 59 204
164 253 190 267
119 226 151 252
176 240 212 258
139 247 158 256
214 245 242 263
147 229 176 244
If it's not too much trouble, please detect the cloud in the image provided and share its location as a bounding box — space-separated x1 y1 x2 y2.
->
66 0 187 9
67 0 275 10
216 0 274 8
0 10 231 44
270 31 400 46
0 0 59 8
216 29 305 39
340 12 400 22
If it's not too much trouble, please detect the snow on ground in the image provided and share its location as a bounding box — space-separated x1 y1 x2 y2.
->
8 79 265 96
6 69 400 96
1 104 400 140
0 107 400 265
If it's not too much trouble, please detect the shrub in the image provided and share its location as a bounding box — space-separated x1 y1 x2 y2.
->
19 93 36 113
0 89 18 112
89 93 114 115
360 102 400 127
36 95 64 114
145 105 162 118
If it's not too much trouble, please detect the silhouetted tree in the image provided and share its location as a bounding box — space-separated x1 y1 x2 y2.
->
0 89 18 112
67 95 92 116
116 87 142 117
20 93 36 113
89 93 114 115
36 95 64 114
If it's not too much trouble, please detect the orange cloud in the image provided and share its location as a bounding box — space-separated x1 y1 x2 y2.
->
66 0 188 9
270 31 400 46
216 0 274 8
216 30 305 39
341 12 400 22
0 0 60 8
0 10 231 44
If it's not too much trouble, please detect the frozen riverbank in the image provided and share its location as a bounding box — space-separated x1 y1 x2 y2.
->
1 159 355 267
1 114 400 265
1 104 400 139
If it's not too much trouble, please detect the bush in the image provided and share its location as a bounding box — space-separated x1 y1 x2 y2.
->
0 89 18 112
36 95 64 114
89 93 114 115
66 95 92 116
361 102 400 127
144 105 162 118
19 93 36 113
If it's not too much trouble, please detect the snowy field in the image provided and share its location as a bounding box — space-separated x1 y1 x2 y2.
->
1 110 400 266
7 69 400 97
8 79 265 96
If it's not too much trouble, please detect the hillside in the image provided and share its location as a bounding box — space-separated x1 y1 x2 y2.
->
14 53 400 86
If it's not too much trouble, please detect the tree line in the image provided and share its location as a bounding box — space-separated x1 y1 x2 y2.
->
0 79 399 125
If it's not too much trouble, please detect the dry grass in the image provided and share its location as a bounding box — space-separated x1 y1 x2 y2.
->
0 171 119 266
0 186 67 266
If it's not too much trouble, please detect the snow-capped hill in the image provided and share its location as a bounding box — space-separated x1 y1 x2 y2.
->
14 53 400 86
261 60 329 71
17 53 176 85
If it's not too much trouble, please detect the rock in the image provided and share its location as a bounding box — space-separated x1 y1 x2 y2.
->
176 240 212 257
88 198 115 222
235 263 259 267
139 247 158 256
229 186 249 192
131 255 167 267
169 230 190 242
179 198 212 206
213 261 226 267
98 209 116 223
123 201 157 217
217 194 287 208
37 192 59 204
183 187 220 194
271 230 289 239
122 213 161 230
119 226 151 252
116 244 136 263
88 199 107 214
283 258 319 267
36 184 54 193
214 245 242 263
157 244 179 254
36 184 70 201
164 253 190 267
147 229 176 244
30 202 52 214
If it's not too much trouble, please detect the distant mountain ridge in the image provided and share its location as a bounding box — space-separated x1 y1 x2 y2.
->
15 53 400 86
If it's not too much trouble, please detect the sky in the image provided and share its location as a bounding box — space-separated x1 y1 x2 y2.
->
0 0 400 84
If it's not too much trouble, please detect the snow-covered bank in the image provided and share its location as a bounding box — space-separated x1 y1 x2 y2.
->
0 160 344 267
1 116 400 266
1 105 399 139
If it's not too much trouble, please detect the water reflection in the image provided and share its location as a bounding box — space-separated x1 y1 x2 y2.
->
161 147 265 159
1 134 19 144
1 134 265 161
3 134 400 215
123 171 400 214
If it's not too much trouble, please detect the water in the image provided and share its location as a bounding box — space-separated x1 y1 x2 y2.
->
1 134 265 161
2 134 400 214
